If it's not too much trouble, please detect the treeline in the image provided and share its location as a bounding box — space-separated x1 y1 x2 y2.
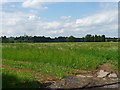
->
0 34 118 43
84 34 105 42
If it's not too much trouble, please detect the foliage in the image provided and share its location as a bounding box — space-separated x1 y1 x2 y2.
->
85 34 106 42
66 36 75 42
1 34 118 43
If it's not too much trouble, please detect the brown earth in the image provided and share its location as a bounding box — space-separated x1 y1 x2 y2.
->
96 61 117 73
2 64 59 83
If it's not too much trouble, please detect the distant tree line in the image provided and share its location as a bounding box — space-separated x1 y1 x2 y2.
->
84 34 105 42
0 34 118 43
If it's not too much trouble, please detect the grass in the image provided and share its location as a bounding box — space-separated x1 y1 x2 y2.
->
2 42 118 69
1 42 118 88
2 59 75 79
2 68 41 88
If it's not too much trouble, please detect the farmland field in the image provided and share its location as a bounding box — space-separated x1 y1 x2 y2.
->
1 42 118 88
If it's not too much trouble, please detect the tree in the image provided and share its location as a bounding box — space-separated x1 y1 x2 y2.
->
101 35 105 42
2 36 9 43
91 35 94 42
98 35 101 42
66 36 75 42
84 34 92 42
94 35 98 42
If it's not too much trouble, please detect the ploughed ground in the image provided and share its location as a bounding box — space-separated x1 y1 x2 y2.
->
2 59 120 89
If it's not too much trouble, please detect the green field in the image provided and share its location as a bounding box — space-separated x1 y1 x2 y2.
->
2 42 118 88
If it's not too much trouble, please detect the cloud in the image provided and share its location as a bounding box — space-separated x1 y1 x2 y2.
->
22 0 48 9
28 15 41 20
60 16 71 21
43 21 61 29
59 29 64 33
1 9 118 37
74 10 118 37
48 29 64 34
0 0 9 4
76 10 117 26
48 30 57 34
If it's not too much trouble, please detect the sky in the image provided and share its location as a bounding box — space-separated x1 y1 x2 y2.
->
0 1 118 38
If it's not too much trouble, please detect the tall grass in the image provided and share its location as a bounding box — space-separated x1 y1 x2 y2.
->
2 42 118 70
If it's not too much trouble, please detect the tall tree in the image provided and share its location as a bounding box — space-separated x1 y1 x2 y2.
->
94 35 98 42
91 35 94 42
84 34 92 42
101 35 105 42
98 35 101 42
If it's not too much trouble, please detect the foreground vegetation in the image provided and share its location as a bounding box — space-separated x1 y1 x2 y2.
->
2 42 118 88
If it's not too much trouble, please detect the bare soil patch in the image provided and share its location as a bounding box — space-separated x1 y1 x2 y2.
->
96 61 118 75
2 64 59 83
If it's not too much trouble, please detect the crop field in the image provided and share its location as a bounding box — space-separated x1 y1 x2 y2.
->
1 42 118 88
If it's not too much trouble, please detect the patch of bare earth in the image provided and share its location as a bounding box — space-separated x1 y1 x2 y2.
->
2 64 59 83
96 61 118 75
